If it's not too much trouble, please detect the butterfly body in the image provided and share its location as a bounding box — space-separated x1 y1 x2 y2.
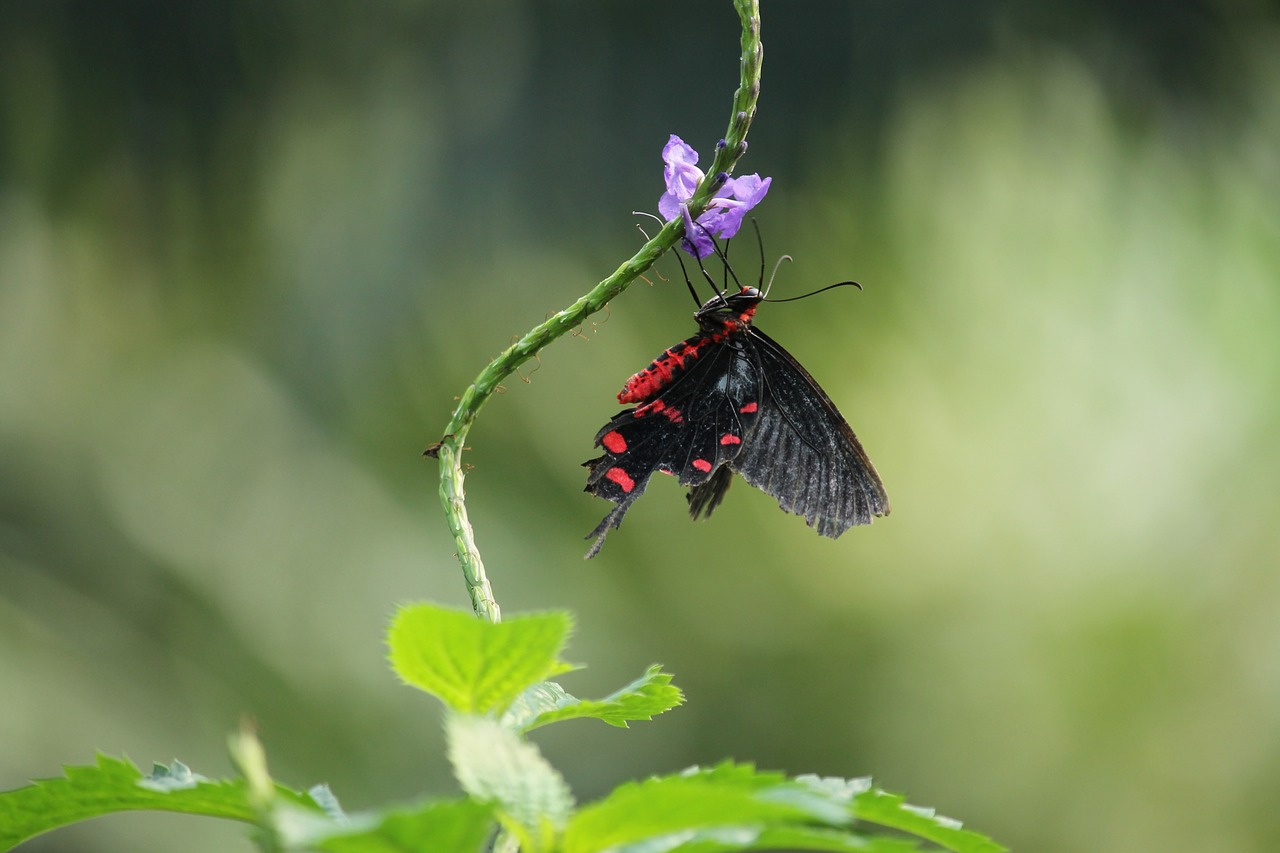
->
584 285 888 558
616 290 758 405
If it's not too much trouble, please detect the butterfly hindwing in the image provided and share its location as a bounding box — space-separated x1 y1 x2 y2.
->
584 339 761 557
583 407 684 558
671 342 761 485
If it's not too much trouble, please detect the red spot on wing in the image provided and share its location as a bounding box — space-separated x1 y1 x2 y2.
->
601 430 627 454
720 433 742 446
605 466 636 493
739 401 758 414
636 399 665 417
692 458 712 473
634 399 684 423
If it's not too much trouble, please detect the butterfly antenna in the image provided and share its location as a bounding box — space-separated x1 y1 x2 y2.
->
752 218 766 290
762 279 863 303
717 236 746 293
762 253 792 299
721 235 733 292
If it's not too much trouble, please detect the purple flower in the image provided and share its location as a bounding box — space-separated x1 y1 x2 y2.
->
658 134 771 258
658 136 703 221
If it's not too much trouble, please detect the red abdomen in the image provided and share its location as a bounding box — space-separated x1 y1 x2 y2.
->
617 333 713 404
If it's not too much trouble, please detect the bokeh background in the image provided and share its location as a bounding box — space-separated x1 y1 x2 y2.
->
3 1 1279 851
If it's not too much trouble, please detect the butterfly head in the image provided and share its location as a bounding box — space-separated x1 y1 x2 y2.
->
695 286 762 332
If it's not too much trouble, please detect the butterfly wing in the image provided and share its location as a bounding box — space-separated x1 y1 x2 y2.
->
584 339 761 557
695 327 889 538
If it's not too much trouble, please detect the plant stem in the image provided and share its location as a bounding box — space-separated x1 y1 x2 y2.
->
434 0 762 622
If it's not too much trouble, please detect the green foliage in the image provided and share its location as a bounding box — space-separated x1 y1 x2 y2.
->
447 714 573 851
0 604 1005 853
0 755 320 850
561 763 1003 853
0 754 495 853
304 799 495 853
388 604 577 714
846 784 1005 853
382 604 1003 853
563 765 829 853
388 603 683 730
504 665 684 731
646 825 923 852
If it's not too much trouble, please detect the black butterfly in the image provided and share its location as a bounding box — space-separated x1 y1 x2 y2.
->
583 251 889 558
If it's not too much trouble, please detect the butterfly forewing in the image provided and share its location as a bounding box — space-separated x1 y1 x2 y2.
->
719 328 889 537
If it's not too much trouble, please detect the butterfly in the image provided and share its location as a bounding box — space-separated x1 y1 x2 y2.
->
583 246 889 558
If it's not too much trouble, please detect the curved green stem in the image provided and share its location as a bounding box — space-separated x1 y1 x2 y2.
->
434 0 762 622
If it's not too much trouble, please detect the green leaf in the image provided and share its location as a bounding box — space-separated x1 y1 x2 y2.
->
446 714 573 850
628 824 925 853
387 603 575 714
717 825 923 853
562 764 831 853
847 786 1005 853
499 680 576 729
780 775 1002 853
503 665 684 731
305 798 495 853
0 755 322 851
562 765 1005 853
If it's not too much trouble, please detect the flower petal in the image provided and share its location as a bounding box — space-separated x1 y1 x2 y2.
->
661 135 704 211
662 135 699 169
658 190 684 221
680 204 715 259
696 173 772 240
730 173 772 207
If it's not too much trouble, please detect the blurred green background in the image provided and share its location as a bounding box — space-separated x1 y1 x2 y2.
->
3 1 1279 851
